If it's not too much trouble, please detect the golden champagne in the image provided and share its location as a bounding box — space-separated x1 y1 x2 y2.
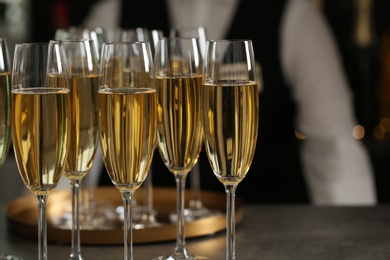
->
0 72 11 167
202 81 259 185
99 87 157 192
154 74 203 175
11 88 71 195
62 75 99 179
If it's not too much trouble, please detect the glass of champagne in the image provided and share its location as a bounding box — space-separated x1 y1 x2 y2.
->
0 38 23 260
202 39 259 260
153 37 206 260
99 41 157 260
169 26 221 222
11 42 71 260
119 27 164 229
57 39 100 260
54 29 115 231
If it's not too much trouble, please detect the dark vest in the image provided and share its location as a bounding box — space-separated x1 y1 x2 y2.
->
100 0 309 203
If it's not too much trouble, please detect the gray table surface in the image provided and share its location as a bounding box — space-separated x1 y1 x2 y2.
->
1 204 390 260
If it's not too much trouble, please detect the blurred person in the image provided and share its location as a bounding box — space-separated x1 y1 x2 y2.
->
80 0 376 205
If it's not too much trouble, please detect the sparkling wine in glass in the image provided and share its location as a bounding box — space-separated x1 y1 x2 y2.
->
119 27 163 229
11 42 71 260
0 38 23 260
169 26 221 221
99 41 157 260
54 28 116 231
57 39 100 260
202 39 259 260
153 37 206 260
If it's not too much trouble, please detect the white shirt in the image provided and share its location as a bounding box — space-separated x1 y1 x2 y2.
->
82 0 377 205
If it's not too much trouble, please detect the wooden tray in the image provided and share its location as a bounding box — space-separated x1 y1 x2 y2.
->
6 187 243 245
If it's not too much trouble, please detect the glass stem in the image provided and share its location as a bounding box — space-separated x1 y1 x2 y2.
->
122 191 134 260
189 163 203 210
173 173 190 258
80 176 90 223
69 178 83 260
144 170 154 218
36 194 48 260
225 184 237 260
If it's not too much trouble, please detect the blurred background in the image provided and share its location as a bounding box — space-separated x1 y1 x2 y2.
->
2 0 390 202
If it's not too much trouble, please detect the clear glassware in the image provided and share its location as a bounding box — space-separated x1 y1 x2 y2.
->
202 39 259 260
55 26 103 62
121 27 163 228
59 39 100 260
0 38 23 260
98 41 157 260
53 27 115 232
11 42 71 260
0 255 23 260
169 26 221 222
153 37 207 260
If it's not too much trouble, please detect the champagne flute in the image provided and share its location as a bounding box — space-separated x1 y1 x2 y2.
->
169 26 221 221
58 39 100 260
121 27 164 228
153 37 206 260
11 42 71 260
54 28 116 231
99 41 157 260
0 38 23 260
202 39 259 260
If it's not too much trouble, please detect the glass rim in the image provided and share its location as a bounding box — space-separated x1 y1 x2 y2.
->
160 37 198 41
50 38 94 43
207 39 253 43
103 40 150 45
15 42 51 47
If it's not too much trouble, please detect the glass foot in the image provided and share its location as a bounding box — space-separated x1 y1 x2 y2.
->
153 246 209 260
169 207 222 223
0 254 23 260
51 202 120 230
133 210 163 230
117 205 163 229
153 255 208 260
